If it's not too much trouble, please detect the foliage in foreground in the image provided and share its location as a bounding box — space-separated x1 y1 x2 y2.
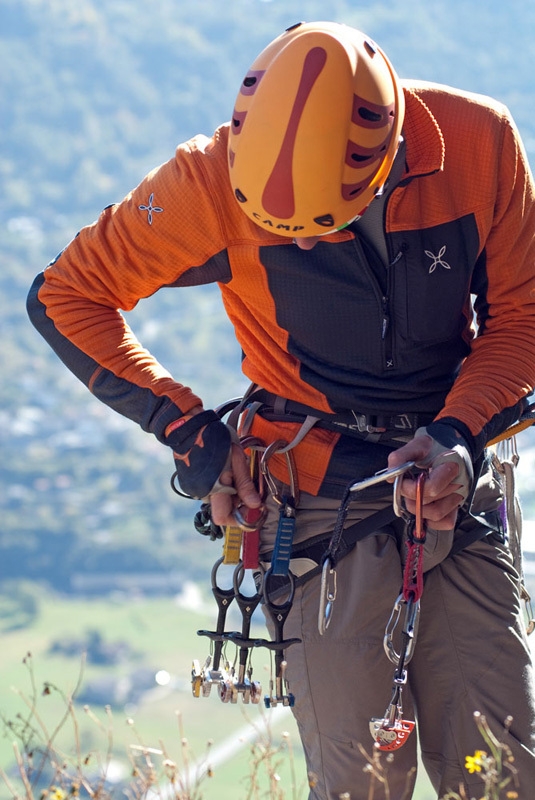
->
0 655 521 800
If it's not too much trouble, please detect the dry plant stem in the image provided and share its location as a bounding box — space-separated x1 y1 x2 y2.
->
0 760 21 800
12 654 86 791
474 712 518 800
81 705 115 798
14 741 34 800
283 732 299 800
357 743 391 800
401 766 417 800
80 705 115 798
176 710 194 797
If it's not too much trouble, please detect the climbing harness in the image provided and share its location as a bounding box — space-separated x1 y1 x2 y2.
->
185 393 535 719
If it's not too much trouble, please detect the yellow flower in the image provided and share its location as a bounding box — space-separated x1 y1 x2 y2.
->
465 750 487 774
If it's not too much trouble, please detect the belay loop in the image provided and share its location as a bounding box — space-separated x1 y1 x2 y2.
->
371 469 428 752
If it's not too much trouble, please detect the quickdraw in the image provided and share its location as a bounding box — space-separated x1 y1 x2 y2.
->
370 470 427 752
315 459 424 750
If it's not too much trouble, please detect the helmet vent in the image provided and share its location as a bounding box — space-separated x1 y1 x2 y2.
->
364 39 377 56
313 214 335 227
243 76 257 88
351 152 372 163
358 106 382 123
235 189 247 203
231 109 247 130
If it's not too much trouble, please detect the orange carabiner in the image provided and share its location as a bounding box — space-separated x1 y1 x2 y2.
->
414 471 427 542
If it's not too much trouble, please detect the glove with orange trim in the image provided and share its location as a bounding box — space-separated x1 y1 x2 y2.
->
166 410 233 499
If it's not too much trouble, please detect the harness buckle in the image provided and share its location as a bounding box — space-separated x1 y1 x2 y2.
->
352 412 386 434
393 413 412 430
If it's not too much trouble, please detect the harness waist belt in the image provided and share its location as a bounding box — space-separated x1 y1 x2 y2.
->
250 390 436 435
260 505 399 598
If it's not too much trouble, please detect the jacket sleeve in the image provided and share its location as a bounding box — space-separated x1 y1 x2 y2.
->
434 109 535 458
26 135 232 444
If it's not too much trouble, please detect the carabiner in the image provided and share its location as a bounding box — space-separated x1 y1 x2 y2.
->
318 557 337 635
350 461 416 494
260 439 300 507
383 593 420 667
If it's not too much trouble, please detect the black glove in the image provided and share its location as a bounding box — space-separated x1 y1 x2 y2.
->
166 410 232 499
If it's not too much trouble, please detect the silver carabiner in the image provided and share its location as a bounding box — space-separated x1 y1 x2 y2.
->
383 594 420 667
318 558 337 635
350 461 415 494
393 473 406 518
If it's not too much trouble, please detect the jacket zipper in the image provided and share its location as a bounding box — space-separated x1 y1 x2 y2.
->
381 293 392 369
382 247 404 370
350 235 396 372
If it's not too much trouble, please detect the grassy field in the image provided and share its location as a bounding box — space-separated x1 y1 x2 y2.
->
0 583 437 799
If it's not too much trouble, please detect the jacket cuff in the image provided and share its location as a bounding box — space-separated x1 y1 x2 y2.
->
425 419 475 462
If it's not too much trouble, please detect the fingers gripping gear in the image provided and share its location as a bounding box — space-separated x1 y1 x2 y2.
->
413 426 473 503
167 410 232 499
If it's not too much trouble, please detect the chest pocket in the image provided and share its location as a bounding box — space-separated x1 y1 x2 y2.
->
392 215 480 344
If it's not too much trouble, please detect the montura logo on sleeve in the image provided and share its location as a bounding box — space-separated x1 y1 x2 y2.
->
138 192 164 225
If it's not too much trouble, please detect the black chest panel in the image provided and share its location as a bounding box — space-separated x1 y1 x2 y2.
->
259 213 482 413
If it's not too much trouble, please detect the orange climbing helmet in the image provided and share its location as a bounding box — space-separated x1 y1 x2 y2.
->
228 21 405 237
